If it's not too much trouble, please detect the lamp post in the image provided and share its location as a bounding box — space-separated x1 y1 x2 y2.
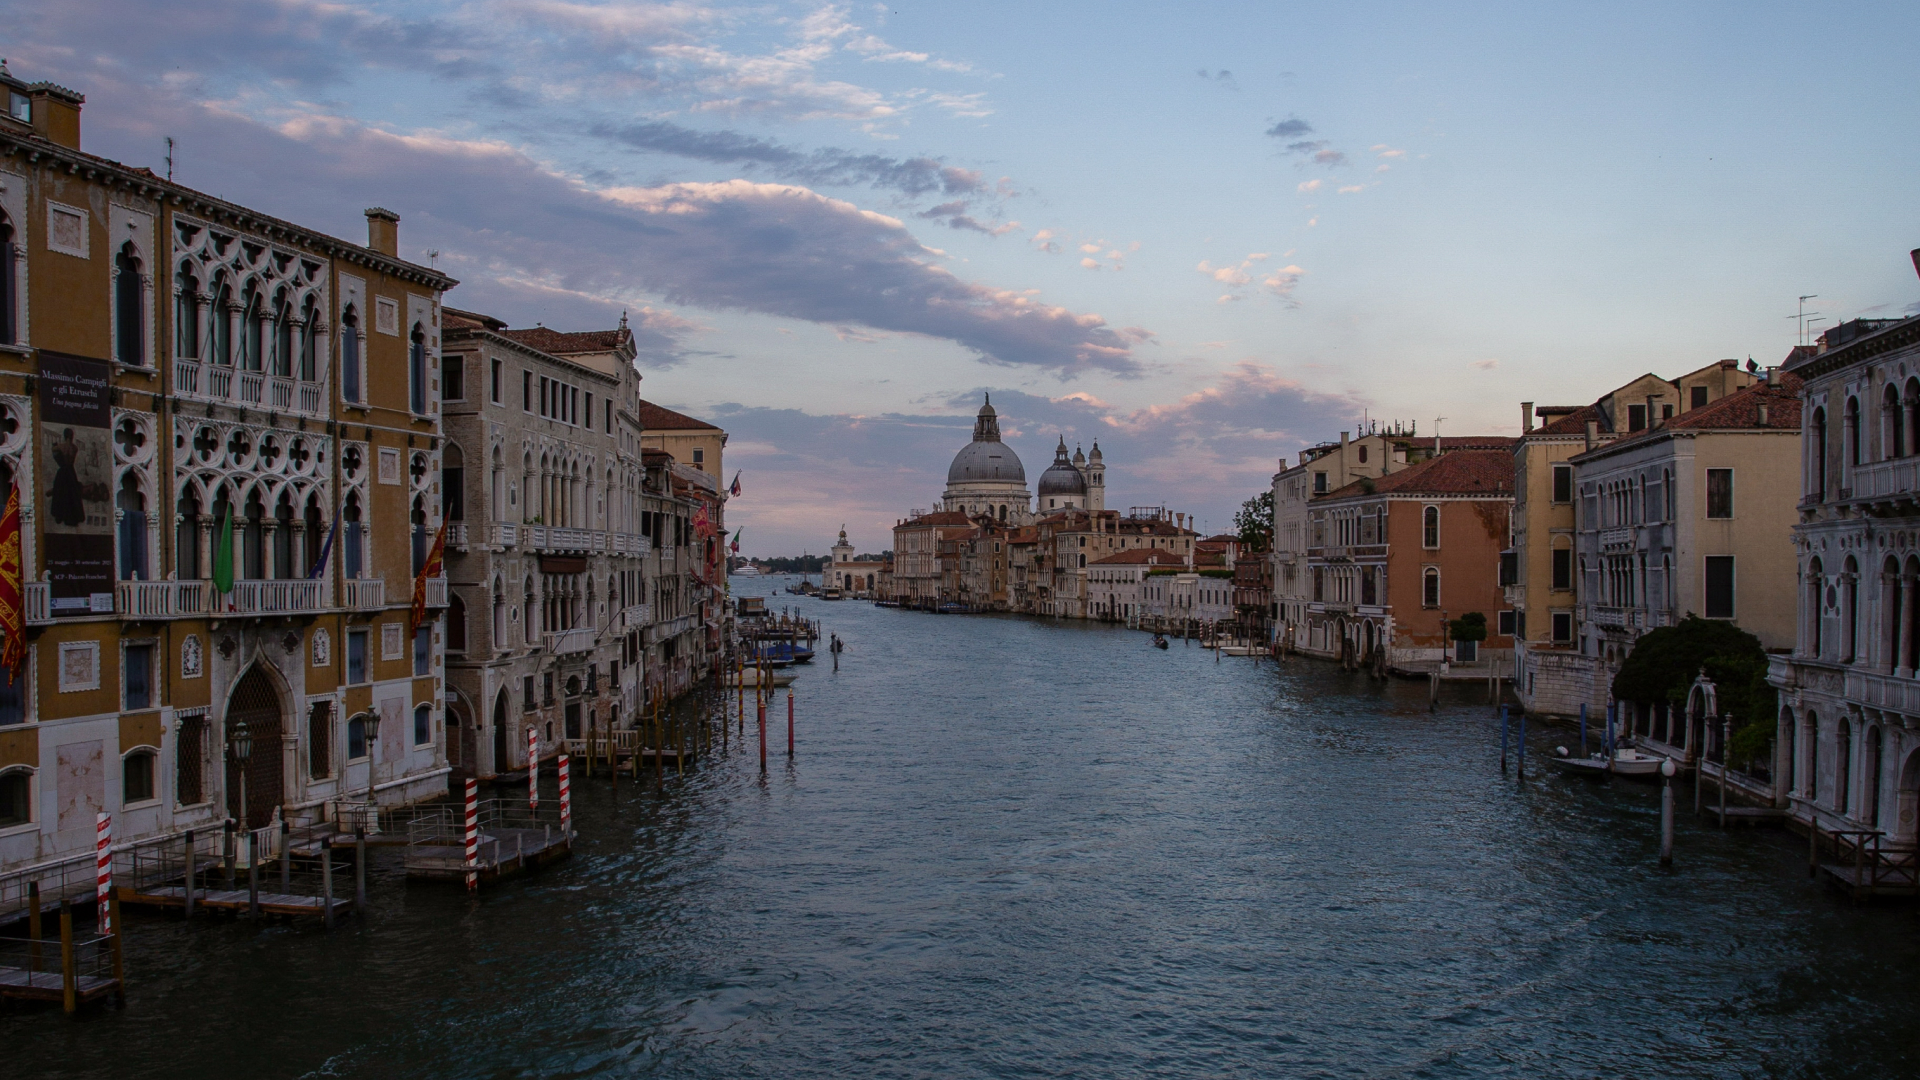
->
1659 757 1677 866
230 719 258 917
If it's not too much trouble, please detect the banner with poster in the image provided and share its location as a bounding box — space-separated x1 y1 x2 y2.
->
38 352 114 615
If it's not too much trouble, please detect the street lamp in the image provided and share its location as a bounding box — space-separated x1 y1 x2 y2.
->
230 718 253 825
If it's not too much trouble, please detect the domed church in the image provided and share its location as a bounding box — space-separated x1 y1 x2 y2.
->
938 396 1106 523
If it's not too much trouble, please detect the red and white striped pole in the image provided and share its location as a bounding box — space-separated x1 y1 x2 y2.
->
95 812 112 931
527 725 539 810
558 754 572 835
463 778 478 893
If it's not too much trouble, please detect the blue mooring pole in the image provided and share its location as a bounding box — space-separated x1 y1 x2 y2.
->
1605 704 1615 755
1579 703 1588 758
1517 710 1527 780
1500 705 1509 773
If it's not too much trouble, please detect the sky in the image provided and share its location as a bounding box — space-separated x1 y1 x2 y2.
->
14 1 1920 554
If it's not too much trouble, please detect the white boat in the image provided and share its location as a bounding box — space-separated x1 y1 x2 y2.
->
1549 746 1668 778
731 565 762 577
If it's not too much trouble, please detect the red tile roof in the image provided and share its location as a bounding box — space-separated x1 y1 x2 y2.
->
638 400 721 431
898 511 976 528
1091 548 1188 566
1534 403 1608 435
1325 448 1515 500
498 325 628 355
1601 374 1805 446
443 306 508 332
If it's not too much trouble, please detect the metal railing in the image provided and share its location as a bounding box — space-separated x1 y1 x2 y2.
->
0 852 95 922
1821 827 1920 891
0 929 114 999
404 798 571 875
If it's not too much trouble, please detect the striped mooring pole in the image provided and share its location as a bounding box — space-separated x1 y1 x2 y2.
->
527 726 539 810
95 812 112 932
463 779 479 892
558 753 572 835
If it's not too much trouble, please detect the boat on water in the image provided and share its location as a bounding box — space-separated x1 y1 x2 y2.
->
732 564 762 577
1220 645 1258 656
1152 635 1170 650
1549 746 1668 778
752 641 815 665
820 587 844 600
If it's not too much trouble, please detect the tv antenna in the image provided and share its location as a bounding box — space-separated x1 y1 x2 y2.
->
1789 294 1823 347
165 136 174 182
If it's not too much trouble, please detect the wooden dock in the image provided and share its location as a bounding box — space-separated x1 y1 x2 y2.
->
0 963 118 1006
402 800 574 885
1704 806 1789 827
117 884 353 919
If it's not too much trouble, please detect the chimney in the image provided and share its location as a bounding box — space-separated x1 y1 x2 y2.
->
1520 401 1534 434
1584 419 1598 451
28 82 83 151
365 207 400 257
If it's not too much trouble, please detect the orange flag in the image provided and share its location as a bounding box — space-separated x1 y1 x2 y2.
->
409 521 447 634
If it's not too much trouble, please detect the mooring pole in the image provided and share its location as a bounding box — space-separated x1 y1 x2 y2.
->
354 827 368 909
1579 703 1588 758
1719 716 1730 828
1517 710 1527 781
758 694 768 774
280 818 292 894
1660 761 1676 867
1500 705 1509 773
321 843 335 930
27 880 41 970
182 830 196 920
247 828 260 918
223 817 236 890
788 689 795 758
59 899 75 1014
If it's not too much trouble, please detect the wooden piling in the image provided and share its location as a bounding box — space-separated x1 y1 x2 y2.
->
1660 777 1674 867
1719 718 1730 828
788 689 795 758
321 846 335 930
280 819 291 894
108 895 125 1005
1517 711 1526 780
247 828 260 918
758 695 767 774
354 827 368 908
59 900 75 1014
27 880 41 971
1500 706 1508 772
1579 704 1588 758
223 818 236 890
183 830 196 919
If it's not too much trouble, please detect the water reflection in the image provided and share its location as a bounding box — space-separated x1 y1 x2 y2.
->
10 575 1920 1079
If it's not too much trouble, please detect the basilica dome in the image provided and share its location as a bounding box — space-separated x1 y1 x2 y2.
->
947 400 1026 484
1037 437 1088 495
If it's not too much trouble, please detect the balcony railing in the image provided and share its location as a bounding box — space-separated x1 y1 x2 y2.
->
489 523 517 549
116 580 209 619
1845 667 1920 715
341 578 385 610
425 576 448 608
171 358 326 417
545 627 596 655
547 527 594 552
525 525 547 549
226 579 327 615
1851 458 1920 502
1599 527 1636 550
24 583 49 625
444 523 468 550
622 603 651 629
1588 605 1628 628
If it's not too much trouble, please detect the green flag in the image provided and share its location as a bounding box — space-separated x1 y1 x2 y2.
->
211 502 234 593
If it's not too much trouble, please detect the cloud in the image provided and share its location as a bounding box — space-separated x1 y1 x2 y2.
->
591 118 989 199
1080 258 1101 270
1336 185 1363 194
72 81 1140 375
1198 68 1239 90
1201 255 1300 304
1030 229 1061 254
1265 117 1313 138
1297 179 1322 193
1372 145 1406 158
1261 266 1306 304
1471 358 1500 370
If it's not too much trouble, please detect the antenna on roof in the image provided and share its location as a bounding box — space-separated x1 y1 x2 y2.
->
165 136 174 182
1790 295 1821 346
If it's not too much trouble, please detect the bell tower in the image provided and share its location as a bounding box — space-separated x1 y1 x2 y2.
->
1087 442 1106 513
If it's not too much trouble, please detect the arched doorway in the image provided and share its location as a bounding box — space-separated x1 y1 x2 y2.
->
492 689 509 777
447 693 475 775
225 665 285 829
1896 747 1920 845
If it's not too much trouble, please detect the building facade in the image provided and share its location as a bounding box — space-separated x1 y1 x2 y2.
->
0 68 456 885
1770 313 1920 843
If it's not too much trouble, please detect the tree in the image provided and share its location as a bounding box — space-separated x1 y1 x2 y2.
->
1448 612 1488 643
1611 615 1776 767
1234 490 1274 552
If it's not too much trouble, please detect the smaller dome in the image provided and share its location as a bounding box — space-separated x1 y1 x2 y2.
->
1038 437 1088 496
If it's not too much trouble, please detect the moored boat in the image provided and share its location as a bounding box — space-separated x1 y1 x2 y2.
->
1550 746 1669 778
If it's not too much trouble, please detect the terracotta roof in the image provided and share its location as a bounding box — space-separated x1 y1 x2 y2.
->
1534 403 1607 436
1434 435 1520 450
1599 374 1806 447
1007 527 1040 543
898 511 975 528
498 326 628 355
1091 548 1188 566
1202 533 1239 544
1325 448 1515 500
638 400 722 432
442 306 507 332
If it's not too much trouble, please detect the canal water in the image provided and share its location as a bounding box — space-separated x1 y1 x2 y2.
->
12 575 1920 1078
